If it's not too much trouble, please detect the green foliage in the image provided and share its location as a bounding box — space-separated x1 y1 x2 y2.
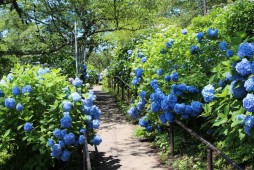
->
109 0 254 168
0 64 93 169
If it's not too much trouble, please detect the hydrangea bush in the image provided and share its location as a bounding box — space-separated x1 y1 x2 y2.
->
0 64 102 169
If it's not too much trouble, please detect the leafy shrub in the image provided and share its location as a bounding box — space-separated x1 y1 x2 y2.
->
0 64 102 169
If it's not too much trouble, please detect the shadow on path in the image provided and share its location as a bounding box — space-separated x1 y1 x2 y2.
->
91 152 122 170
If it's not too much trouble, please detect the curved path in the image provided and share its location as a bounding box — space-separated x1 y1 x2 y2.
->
91 86 166 170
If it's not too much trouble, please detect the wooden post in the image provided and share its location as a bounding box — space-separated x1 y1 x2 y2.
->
207 148 213 170
170 123 174 156
117 78 120 95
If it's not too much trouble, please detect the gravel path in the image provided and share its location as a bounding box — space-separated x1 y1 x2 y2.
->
91 86 167 170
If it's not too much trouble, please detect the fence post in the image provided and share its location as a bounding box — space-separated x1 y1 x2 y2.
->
113 78 116 92
117 78 120 95
170 123 174 156
127 88 130 104
121 80 124 100
207 148 213 170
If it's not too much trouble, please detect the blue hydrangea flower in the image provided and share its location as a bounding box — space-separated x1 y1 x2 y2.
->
131 78 140 85
137 100 146 111
79 135 85 144
16 103 24 112
24 122 33 132
145 125 153 132
166 39 174 48
139 91 146 99
160 49 167 54
202 84 215 102
185 105 194 115
135 68 144 78
181 29 187 34
236 114 246 125
82 64 87 72
170 72 178 82
138 52 144 58
64 133 75 145
160 114 167 124
244 116 254 135
243 94 254 112
226 49 234 57
51 144 62 158
92 119 100 129
187 86 199 93
151 102 161 113
127 107 139 118
127 50 132 55
60 149 70 162
7 73 13 82
218 80 225 87
85 115 92 122
5 97 16 109
150 79 159 89
48 139 55 147
80 128 87 134
244 77 254 92
71 92 81 102
237 43 254 58
22 85 32 94
190 46 199 54
90 105 102 119
0 90 4 97
230 80 247 99
171 84 187 96
235 58 251 76
60 115 72 128
141 57 147 63
83 98 93 107
92 135 102 145
157 69 163 75
53 128 62 139
207 28 218 38
164 75 170 82
218 41 228 51
196 32 204 42
59 140 65 147
190 101 203 115
62 101 72 112
165 112 174 123
38 68 50 76
161 94 177 111
12 86 21 96
139 116 149 127
72 78 82 87
174 103 186 114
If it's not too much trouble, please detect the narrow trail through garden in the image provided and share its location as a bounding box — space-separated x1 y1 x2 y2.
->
90 85 167 170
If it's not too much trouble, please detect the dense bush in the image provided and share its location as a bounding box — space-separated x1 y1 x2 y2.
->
108 0 254 168
0 64 102 169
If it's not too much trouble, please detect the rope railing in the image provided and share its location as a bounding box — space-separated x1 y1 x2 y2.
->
109 76 243 170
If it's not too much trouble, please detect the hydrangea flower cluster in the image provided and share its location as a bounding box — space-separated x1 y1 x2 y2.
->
131 68 144 85
201 84 215 103
207 28 218 38
190 45 199 54
237 43 254 58
181 29 187 35
166 39 174 48
81 64 89 81
138 116 153 131
157 69 163 75
72 77 83 87
127 50 132 55
218 41 228 51
22 85 32 94
24 122 33 132
196 32 204 42
38 68 50 76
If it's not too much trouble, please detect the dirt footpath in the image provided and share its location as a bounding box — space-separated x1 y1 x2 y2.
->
91 86 167 170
